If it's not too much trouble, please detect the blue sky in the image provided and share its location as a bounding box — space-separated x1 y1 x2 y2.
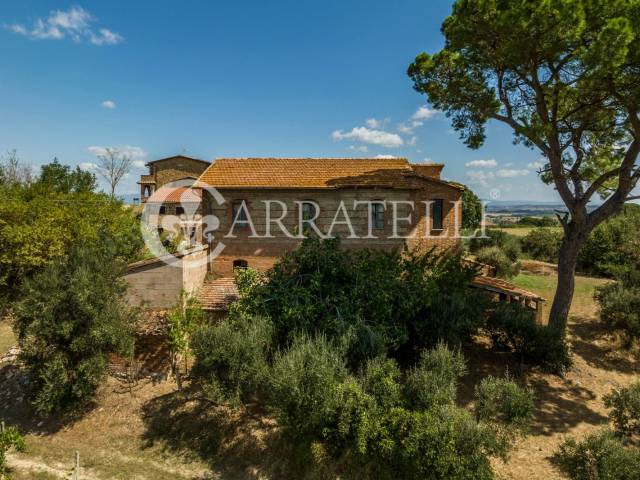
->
0 1 558 201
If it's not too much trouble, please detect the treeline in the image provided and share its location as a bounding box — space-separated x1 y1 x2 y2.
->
1 154 145 413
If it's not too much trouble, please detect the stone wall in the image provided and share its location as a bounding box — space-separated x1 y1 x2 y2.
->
202 184 462 277
124 245 209 308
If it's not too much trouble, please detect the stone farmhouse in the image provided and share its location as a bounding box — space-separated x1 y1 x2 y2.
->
127 155 545 321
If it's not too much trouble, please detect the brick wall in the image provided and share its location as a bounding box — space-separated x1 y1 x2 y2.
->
202 185 462 277
124 245 209 308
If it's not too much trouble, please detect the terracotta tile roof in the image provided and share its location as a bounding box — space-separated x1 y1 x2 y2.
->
194 158 463 190
146 186 202 203
198 277 239 311
471 275 545 301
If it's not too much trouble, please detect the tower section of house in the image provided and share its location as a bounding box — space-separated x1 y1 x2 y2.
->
137 155 210 202
194 158 464 277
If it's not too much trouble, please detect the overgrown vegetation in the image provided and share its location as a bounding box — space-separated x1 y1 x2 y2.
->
167 291 204 390
555 430 640 480
0 425 25 480
468 230 521 279
190 239 535 479
604 381 640 439
0 155 145 307
13 243 138 414
486 303 571 373
555 381 640 479
235 237 486 366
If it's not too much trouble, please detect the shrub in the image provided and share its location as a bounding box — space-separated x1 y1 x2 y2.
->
469 229 521 261
404 343 466 410
486 303 571 372
595 282 640 347
475 246 520 279
360 356 403 410
578 204 640 277
235 238 482 366
268 334 347 440
190 315 273 405
374 406 504 480
521 227 563 263
604 381 640 438
475 375 534 430
13 243 137 414
324 377 380 456
0 426 26 479
516 216 558 227
555 430 640 480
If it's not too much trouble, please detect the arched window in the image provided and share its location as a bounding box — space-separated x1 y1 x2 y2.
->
233 259 248 270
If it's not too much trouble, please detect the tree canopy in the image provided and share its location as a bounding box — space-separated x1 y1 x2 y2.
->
408 0 640 328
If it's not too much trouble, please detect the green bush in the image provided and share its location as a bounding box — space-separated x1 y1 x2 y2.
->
13 243 137 414
595 282 640 347
475 246 521 279
521 227 563 263
516 216 558 227
469 229 521 260
555 430 640 480
404 343 466 410
475 375 534 429
360 356 403 410
0 425 26 479
236 238 481 366
604 381 640 438
374 406 504 480
268 334 347 440
486 303 571 372
578 204 640 277
190 315 273 404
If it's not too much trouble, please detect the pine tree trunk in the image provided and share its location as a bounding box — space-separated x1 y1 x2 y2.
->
548 230 582 331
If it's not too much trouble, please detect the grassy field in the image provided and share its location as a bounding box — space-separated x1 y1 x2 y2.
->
491 226 563 237
0 318 16 355
1 271 638 480
512 272 609 320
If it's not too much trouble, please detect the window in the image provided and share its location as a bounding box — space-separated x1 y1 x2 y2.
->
232 200 249 226
432 199 444 230
371 202 385 230
233 259 248 269
159 205 166 215
301 201 318 222
176 206 185 215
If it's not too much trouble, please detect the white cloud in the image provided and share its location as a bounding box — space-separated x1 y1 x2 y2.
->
465 159 497 168
79 162 97 171
332 126 404 148
496 169 530 178
101 100 116 109
374 154 397 159
365 118 379 129
132 160 146 168
528 160 545 170
397 120 424 134
412 105 439 121
87 145 147 161
467 170 495 187
90 28 123 45
5 6 123 45
349 145 368 152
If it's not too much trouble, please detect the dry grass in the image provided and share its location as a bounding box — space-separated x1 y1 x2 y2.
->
1 272 638 479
